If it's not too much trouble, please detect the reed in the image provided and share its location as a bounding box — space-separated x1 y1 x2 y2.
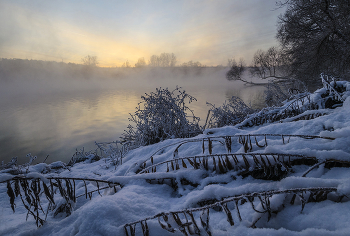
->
133 134 334 174
3 176 121 227
124 187 341 236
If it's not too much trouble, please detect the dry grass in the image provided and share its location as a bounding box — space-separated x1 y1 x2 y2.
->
137 153 312 180
134 134 334 174
3 155 350 228
2 177 121 227
124 187 342 236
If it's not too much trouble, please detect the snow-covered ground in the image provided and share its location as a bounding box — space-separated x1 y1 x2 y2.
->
1 80 350 236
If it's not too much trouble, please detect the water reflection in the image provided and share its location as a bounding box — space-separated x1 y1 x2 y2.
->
225 85 266 109
0 89 141 164
0 71 266 165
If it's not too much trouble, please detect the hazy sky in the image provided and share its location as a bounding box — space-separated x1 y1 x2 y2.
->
0 0 285 67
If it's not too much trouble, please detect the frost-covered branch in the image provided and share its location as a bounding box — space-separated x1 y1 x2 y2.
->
124 187 340 236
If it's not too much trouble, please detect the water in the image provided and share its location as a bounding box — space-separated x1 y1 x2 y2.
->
0 67 266 165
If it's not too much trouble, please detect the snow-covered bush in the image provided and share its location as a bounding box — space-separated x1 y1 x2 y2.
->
204 96 255 129
67 148 100 166
121 87 201 146
0 154 38 175
95 139 134 167
264 78 307 107
239 74 350 128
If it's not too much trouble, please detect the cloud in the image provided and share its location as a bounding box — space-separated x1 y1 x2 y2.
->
0 0 286 66
0 2 63 59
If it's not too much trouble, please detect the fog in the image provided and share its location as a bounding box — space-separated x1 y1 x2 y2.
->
0 59 266 165
0 59 266 112
2 60 213 94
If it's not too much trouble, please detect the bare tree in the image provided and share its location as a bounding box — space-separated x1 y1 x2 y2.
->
148 53 177 67
121 60 131 68
81 55 98 67
135 57 146 68
148 55 159 67
277 0 350 82
169 53 177 67
180 60 205 68
227 58 235 68
159 53 170 67
226 58 246 81
250 47 290 81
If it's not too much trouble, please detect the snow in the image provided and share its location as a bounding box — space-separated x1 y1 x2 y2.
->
1 81 350 235
25 172 49 183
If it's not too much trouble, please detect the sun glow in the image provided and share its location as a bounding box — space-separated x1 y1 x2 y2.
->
0 0 284 67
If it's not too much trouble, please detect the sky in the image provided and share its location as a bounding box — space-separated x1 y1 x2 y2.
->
0 0 286 67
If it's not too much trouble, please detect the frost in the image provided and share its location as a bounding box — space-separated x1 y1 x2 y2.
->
1 77 350 235
26 172 49 183
121 87 201 147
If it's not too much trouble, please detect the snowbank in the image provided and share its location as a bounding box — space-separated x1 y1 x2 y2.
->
1 80 350 236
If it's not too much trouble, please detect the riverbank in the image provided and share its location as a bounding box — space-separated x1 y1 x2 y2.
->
1 80 350 235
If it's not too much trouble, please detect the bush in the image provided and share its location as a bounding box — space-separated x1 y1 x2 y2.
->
122 87 201 146
204 96 254 129
264 79 308 107
226 58 245 81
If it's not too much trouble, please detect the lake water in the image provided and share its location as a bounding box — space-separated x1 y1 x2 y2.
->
0 67 266 165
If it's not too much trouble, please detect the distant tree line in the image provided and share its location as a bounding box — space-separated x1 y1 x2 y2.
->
121 53 208 68
0 54 212 71
0 57 218 82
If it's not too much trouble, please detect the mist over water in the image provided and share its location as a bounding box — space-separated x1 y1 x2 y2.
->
0 61 266 164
